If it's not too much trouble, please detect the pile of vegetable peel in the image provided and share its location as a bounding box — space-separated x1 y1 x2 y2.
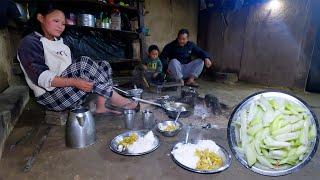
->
233 95 317 169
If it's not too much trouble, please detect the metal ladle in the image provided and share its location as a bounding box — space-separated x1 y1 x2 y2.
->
132 97 163 107
185 125 191 144
113 86 129 95
174 109 182 124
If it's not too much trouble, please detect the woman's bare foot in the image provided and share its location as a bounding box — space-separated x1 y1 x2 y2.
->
185 76 199 87
123 100 138 109
110 91 139 110
95 95 122 115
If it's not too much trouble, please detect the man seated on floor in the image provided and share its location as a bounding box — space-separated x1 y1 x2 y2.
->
159 28 213 87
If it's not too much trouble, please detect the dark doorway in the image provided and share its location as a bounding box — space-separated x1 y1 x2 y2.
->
306 28 320 93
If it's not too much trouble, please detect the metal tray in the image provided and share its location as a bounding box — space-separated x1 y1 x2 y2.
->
227 91 319 176
171 140 232 174
109 130 160 156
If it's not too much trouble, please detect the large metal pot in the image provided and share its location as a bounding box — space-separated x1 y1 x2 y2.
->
77 14 95 27
15 2 28 22
66 108 96 148
163 102 193 118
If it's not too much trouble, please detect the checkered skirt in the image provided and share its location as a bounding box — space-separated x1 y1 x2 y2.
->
37 56 113 111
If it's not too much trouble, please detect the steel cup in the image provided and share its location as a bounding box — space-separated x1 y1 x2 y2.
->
123 109 136 129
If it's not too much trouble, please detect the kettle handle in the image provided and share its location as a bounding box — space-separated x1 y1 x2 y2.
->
76 114 86 127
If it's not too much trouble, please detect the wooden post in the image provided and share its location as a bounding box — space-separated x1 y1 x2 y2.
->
137 0 147 61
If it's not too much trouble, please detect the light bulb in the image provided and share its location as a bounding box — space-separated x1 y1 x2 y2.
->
268 0 281 11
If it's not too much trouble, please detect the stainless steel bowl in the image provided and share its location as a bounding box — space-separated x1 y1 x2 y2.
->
126 88 143 98
157 120 183 137
227 91 319 176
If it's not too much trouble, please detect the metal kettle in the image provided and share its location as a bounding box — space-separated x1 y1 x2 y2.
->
66 108 96 148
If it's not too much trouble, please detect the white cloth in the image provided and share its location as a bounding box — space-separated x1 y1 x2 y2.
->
18 34 72 97
39 36 72 90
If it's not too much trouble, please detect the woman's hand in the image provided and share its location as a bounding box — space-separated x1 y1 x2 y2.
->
52 77 93 92
72 79 93 92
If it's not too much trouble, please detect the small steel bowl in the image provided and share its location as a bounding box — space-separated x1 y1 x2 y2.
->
157 120 183 137
126 88 143 98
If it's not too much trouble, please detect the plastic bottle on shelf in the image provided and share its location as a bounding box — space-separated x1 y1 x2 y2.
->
102 12 110 29
110 9 121 30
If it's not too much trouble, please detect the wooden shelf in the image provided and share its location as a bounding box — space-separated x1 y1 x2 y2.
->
28 0 140 15
109 3 139 12
81 0 139 14
108 58 140 63
65 25 139 39
19 0 146 64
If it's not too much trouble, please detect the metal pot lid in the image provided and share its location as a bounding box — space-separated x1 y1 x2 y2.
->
227 91 319 176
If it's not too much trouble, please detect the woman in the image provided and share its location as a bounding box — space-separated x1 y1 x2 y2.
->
17 4 137 114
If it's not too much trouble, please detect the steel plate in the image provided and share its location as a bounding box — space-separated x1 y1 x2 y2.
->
109 130 160 156
171 140 232 174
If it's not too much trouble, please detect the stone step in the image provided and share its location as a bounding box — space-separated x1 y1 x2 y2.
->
45 110 69 126
0 86 29 159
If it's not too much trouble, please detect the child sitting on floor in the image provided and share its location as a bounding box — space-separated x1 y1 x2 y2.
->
133 45 165 88
143 45 165 84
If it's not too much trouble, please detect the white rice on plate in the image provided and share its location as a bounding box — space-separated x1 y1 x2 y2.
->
171 140 222 169
127 131 157 153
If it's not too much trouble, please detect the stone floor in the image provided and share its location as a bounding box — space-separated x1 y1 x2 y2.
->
0 80 319 180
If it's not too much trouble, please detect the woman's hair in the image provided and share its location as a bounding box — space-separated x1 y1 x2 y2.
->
24 3 64 36
148 45 160 53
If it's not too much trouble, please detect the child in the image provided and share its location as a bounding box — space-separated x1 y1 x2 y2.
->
132 45 165 88
143 45 165 84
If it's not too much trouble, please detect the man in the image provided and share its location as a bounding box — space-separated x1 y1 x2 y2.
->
159 29 213 87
